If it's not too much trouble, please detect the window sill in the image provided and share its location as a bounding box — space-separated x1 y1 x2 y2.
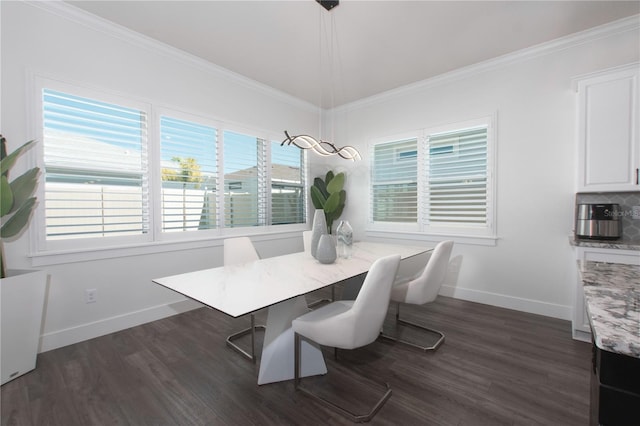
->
365 229 498 247
30 227 306 267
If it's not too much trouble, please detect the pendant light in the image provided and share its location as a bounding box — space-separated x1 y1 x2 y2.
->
281 0 361 161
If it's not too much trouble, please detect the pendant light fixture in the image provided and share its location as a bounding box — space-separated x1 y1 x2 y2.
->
281 130 361 161
281 0 361 161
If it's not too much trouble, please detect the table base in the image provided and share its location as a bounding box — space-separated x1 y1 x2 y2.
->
258 296 327 385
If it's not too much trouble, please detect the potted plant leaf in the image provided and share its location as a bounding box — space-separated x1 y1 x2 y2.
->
310 170 346 234
0 134 47 385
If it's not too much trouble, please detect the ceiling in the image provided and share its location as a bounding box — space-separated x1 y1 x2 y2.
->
67 1 640 108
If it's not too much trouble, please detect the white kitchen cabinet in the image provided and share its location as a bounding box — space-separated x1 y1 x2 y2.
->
575 63 639 192
572 246 640 342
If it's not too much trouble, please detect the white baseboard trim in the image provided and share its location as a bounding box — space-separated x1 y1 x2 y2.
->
38 298 202 353
38 287 573 353
439 285 572 321
572 328 592 343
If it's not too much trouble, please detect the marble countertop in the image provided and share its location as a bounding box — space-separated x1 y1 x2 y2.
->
570 237 640 251
579 260 640 358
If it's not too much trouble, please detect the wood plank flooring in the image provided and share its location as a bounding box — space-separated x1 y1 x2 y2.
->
1 292 591 425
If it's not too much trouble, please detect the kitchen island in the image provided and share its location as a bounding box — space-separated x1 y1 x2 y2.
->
578 260 640 426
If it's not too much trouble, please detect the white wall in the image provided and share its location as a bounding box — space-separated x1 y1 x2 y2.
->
323 18 640 319
1 2 316 352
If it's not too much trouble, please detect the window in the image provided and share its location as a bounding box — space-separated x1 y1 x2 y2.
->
223 131 264 228
42 89 150 241
36 79 307 253
160 116 217 233
222 133 306 228
427 127 488 226
271 141 305 225
370 117 495 238
371 138 418 223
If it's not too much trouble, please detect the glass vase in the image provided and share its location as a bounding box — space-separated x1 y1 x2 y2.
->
336 220 353 259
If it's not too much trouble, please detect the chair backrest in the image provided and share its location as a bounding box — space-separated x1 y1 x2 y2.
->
223 237 260 266
397 240 453 305
350 254 401 347
302 230 312 253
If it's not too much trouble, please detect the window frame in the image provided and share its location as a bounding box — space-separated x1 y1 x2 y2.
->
33 76 155 253
30 76 309 264
367 116 497 245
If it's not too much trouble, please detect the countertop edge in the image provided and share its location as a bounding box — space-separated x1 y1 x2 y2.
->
570 236 640 251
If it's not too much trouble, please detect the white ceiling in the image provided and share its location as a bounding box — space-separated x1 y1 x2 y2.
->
67 1 640 108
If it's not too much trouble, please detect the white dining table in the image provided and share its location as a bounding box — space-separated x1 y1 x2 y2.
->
153 241 431 385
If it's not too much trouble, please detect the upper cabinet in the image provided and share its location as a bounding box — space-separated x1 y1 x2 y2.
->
575 63 640 192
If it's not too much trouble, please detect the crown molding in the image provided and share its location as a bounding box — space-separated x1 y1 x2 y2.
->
22 2 639 115
339 14 640 113
25 0 319 113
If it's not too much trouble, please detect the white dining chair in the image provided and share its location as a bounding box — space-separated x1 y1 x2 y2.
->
302 230 312 253
380 240 453 351
224 236 266 363
292 254 401 423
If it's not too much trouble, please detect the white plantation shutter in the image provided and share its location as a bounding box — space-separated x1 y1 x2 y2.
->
223 130 266 228
371 138 418 223
160 116 217 232
271 142 305 225
37 81 313 253
42 89 149 240
370 120 493 236
426 126 488 227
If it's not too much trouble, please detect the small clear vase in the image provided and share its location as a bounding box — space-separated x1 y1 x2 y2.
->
336 220 353 259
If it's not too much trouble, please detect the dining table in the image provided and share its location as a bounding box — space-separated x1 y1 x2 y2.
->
152 241 431 385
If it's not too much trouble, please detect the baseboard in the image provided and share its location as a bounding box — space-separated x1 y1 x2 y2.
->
572 328 592 343
38 299 202 353
38 288 573 353
439 285 572 321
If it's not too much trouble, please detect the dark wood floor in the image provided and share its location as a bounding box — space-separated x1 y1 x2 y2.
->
1 291 591 425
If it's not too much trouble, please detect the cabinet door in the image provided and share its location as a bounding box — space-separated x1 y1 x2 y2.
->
577 64 639 192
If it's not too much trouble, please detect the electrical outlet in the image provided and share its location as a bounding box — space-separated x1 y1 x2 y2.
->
85 288 97 304
633 206 640 220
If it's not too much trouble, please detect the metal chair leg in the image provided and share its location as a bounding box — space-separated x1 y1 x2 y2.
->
294 332 392 423
294 332 301 388
380 302 445 351
226 314 266 363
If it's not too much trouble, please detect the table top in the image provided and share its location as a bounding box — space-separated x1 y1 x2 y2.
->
153 241 430 318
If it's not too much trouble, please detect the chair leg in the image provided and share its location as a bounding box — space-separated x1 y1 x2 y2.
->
226 314 267 363
294 333 392 423
380 302 445 351
294 332 301 388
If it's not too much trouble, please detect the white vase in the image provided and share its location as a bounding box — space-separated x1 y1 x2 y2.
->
1 269 48 385
316 234 337 264
310 209 328 259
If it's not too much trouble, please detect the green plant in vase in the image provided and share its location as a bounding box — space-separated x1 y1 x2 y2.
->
0 135 40 278
310 170 345 234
